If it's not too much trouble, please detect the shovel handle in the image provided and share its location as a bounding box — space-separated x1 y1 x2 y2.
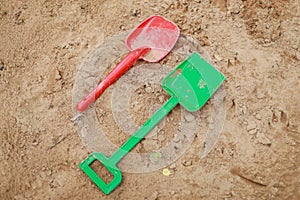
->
79 152 122 195
109 96 179 162
80 97 179 195
76 47 151 112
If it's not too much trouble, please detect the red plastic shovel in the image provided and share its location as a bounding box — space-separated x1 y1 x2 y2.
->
76 15 180 112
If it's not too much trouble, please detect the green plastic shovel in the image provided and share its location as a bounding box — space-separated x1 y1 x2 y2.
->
79 52 225 194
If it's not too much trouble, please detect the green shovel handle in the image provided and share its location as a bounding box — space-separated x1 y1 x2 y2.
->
79 97 179 195
110 96 179 162
79 152 122 195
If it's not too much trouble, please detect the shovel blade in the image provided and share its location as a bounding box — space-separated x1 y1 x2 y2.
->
162 52 225 112
126 15 180 62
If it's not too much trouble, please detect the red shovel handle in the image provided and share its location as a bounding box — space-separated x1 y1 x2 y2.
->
76 47 151 112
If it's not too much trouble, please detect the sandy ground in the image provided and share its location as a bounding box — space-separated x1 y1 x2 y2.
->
1 0 300 199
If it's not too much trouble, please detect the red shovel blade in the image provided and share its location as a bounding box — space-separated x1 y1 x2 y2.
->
126 15 180 62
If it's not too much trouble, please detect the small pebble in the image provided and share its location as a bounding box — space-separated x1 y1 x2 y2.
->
249 129 257 135
32 139 39 146
173 142 181 149
0 61 4 71
184 113 195 122
55 69 62 80
285 137 296 146
169 163 176 169
158 95 165 103
257 132 271 145
157 134 165 142
119 24 125 30
182 160 192 166
39 171 47 179
174 134 180 143
150 191 158 200
228 177 234 183
255 113 262 120
246 121 257 131
214 54 222 61
256 91 265 99
131 8 141 16
48 170 53 176
145 86 153 93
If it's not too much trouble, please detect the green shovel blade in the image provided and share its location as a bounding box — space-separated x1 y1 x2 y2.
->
162 52 225 112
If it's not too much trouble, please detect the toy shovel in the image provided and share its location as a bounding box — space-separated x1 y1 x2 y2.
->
79 52 225 194
76 15 179 112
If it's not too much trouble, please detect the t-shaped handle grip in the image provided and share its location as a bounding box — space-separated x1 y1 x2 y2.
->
79 152 122 195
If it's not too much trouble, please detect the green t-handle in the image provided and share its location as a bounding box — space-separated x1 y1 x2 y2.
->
79 97 178 195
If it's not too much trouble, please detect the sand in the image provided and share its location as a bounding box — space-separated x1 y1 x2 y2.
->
0 0 299 199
